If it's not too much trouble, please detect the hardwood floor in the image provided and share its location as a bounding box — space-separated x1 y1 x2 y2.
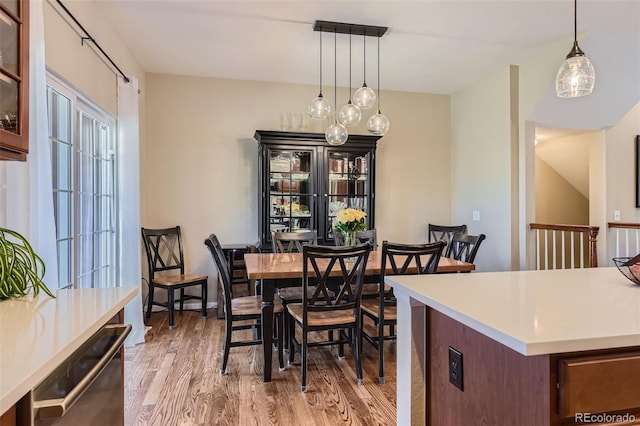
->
124 310 397 425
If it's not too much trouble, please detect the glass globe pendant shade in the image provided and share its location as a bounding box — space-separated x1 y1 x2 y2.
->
353 85 376 110
338 102 362 127
555 54 595 98
325 121 349 145
367 112 390 136
308 94 331 119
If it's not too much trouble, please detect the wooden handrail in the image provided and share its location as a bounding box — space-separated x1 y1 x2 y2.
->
608 222 640 229
530 223 600 233
529 223 599 268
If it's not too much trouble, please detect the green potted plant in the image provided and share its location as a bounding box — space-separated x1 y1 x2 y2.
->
0 227 55 299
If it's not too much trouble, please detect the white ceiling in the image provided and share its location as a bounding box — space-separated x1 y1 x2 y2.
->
97 0 640 95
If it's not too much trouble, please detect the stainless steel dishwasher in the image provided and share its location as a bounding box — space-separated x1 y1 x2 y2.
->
32 323 131 426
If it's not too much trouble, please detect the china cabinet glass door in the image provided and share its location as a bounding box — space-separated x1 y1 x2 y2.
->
326 150 371 241
0 0 29 160
268 148 315 239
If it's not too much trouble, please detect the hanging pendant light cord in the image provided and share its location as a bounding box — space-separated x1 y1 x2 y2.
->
573 0 577 43
377 36 381 113
348 33 352 101
334 30 338 123
363 36 367 85
319 31 323 95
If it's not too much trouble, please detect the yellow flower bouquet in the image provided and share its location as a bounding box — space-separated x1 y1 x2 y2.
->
334 208 366 246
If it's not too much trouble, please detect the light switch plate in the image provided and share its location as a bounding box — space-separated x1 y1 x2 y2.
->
614 210 621 222
472 210 480 221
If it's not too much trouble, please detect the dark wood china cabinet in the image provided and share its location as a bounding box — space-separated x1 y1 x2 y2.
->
0 0 29 161
255 130 381 251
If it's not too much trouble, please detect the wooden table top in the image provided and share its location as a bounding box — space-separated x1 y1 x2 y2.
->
244 250 475 279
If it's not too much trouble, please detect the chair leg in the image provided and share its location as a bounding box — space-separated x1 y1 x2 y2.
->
146 283 154 321
221 317 232 375
277 313 285 371
338 329 345 359
201 281 208 319
378 322 385 384
288 316 296 366
167 289 175 330
354 325 364 386
282 303 290 352
301 331 308 392
179 288 185 312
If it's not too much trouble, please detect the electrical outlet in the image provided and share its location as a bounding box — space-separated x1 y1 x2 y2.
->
448 346 464 391
614 210 621 222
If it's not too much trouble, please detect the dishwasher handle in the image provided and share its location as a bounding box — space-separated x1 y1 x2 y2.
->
33 324 132 419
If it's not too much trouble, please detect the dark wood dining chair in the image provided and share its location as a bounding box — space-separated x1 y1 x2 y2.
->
361 240 446 383
428 223 467 254
287 243 372 391
205 234 284 375
141 226 208 329
446 232 486 265
272 230 318 350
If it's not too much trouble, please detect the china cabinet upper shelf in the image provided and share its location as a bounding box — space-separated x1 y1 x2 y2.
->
0 0 29 161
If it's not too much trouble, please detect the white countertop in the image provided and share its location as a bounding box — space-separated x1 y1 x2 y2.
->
386 267 640 356
0 287 137 414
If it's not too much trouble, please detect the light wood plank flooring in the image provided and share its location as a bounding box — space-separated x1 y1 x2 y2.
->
124 310 397 425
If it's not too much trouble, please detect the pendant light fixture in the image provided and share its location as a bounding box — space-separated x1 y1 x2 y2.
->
555 0 595 98
308 31 331 119
338 33 362 127
367 36 390 136
325 30 349 145
353 35 376 110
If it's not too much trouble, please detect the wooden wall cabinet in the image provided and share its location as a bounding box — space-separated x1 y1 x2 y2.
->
255 130 381 251
0 0 29 161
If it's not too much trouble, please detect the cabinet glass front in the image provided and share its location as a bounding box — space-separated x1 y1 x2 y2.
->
327 151 370 239
268 149 314 234
0 8 19 134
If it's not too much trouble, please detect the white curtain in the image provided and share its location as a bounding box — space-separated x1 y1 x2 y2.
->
28 0 58 288
0 0 58 289
118 77 147 346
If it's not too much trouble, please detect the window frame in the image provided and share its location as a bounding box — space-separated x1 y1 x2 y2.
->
47 72 119 289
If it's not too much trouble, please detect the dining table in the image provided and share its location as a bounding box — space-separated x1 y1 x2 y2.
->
244 249 476 382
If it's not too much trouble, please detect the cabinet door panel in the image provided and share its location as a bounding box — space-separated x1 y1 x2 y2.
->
0 0 28 160
265 147 316 244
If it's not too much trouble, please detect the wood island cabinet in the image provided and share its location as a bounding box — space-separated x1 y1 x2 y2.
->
254 130 381 251
0 0 29 161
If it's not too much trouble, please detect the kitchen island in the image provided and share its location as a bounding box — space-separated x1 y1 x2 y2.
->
0 287 137 423
387 267 640 425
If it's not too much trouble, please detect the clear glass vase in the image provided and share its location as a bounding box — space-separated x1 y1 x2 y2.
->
341 231 356 246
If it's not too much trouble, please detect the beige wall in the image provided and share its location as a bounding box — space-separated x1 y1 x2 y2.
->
43 0 145 113
605 102 640 263
535 156 589 225
451 66 514 272
143 73 451 303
